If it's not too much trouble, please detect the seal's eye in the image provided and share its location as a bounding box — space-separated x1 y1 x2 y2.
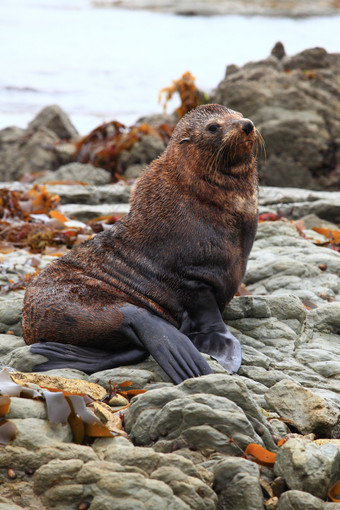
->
207 124 220 133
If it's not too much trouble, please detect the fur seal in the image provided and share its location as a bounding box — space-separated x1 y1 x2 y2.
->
22 104 258 384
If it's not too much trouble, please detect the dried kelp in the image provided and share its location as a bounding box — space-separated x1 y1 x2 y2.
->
159 71 201 118
74 121 174 181
0 369 133 445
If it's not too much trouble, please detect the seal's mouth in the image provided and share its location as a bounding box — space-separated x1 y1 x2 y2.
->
241 138 255 146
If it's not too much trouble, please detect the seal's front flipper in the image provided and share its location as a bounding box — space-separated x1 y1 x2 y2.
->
121 306 213 384
179 284 242 374
30 342 148 374
188 325 242 374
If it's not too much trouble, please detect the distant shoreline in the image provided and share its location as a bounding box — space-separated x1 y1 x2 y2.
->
92 0 340 18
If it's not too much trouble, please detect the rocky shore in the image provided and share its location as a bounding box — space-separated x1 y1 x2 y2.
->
0 45 340 509
0 179 340 509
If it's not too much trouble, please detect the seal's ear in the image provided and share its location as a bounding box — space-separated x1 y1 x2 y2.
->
179 138 191 145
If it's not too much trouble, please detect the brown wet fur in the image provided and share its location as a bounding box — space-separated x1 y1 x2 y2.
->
23 104 258 349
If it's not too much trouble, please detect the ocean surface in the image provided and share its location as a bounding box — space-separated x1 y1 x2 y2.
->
1 0 340 134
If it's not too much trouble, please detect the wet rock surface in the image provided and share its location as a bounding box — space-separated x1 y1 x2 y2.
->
0 181 340 508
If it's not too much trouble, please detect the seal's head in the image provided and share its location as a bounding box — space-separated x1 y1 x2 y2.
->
169 104 256 178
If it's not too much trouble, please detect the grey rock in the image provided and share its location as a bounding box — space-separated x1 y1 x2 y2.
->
96 182 131 203
11 418 73 449
211 47 340 190
125 374 276 453
0 126 25 181
0 334 25 355
6 397 47 420
244 221 340 305
295 347 340 378
13 126 59 179
0 480 42 510
118 134 166 176
125 163 146 179
259 186 339 207
96 443 208 482
0 497 25 510
34 458 190 510
259 186 340 223
280 198 340 223
300 213 340 231
33 457 84 494
307 302 340 335
1 345 48 373
43 181 131 205
284 47 336 71
37 162 110 186
265 379 340 434
151 466 217 510
0 107 78 180
277 490 325 510
0 296 24 336
59 202 129 221
275 438 340 499
0 126 25 145
88 367 160 390
238 377 270 409
92 442 216 508
239 367 294 391
224 293 307 328
267 418 291 439
240 344 271 370
46 183 95 204
213 457 265 510
136 113 178 127
28 104 78 140
39 368 89 379
54 141 76 165
0 443 98 475
271 41 286 60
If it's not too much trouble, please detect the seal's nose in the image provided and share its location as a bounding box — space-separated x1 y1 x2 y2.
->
242 121 254 136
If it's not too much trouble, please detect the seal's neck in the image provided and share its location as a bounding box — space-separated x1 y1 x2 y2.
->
167 150 258 207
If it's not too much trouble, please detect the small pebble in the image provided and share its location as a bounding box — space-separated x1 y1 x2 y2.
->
78 502 90 510
7 468 16 479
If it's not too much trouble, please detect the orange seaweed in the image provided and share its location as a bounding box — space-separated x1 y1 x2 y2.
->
0 396 11 417
74 120 173 181
243 443 276 468
312 227 340 244
329 480 340 502
159 71 201 118
49 210 69 224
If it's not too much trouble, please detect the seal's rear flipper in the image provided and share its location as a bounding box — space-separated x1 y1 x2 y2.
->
120 305 213 384
30 304 213 383
30 342 148 374
188 325 242 374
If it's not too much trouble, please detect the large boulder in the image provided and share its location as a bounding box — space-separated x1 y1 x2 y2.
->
211 46 340 190
0 127 25 181
27 104 78 140
0 106 77 181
